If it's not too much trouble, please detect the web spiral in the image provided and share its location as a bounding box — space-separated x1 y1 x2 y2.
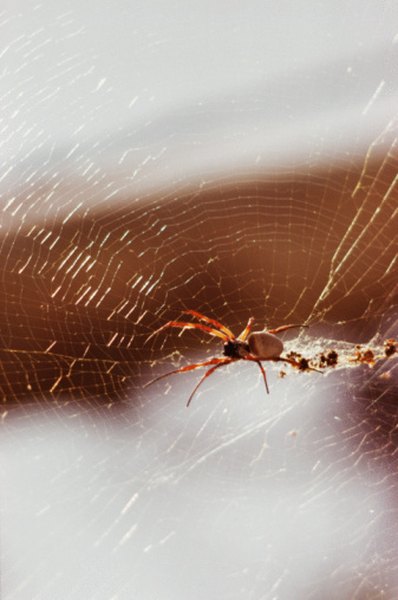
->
1 3 398 600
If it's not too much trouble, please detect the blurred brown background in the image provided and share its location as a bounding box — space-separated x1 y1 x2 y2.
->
1 146 397 407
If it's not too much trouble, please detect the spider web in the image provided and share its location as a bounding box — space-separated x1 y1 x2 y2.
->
1 2 398 599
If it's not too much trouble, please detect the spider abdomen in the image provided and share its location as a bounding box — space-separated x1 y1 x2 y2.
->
248 331 283 359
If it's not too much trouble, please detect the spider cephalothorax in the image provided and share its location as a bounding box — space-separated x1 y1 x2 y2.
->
146 310 317 406
223 339 249 359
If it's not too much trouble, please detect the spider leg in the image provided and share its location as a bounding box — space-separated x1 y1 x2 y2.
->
243 353 269 394
144 357 231 388
238 317 255 341
267 324 308 335
183 309 235 339
253 359 269 394
146 320 229 344
186 358 235 407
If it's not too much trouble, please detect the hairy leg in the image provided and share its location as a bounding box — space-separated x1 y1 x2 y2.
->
186 359 235 407
183 310 235 339
144 357 232 388
267 324 308 335
238 317 255 341
244 353 270 394
253 359 269 394
146 320 229 344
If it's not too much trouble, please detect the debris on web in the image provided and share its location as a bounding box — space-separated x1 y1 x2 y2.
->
282 337 397 375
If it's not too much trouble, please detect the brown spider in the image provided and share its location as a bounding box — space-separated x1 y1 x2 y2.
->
146 310 319 407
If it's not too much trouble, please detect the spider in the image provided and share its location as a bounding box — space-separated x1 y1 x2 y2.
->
146 310 319 407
